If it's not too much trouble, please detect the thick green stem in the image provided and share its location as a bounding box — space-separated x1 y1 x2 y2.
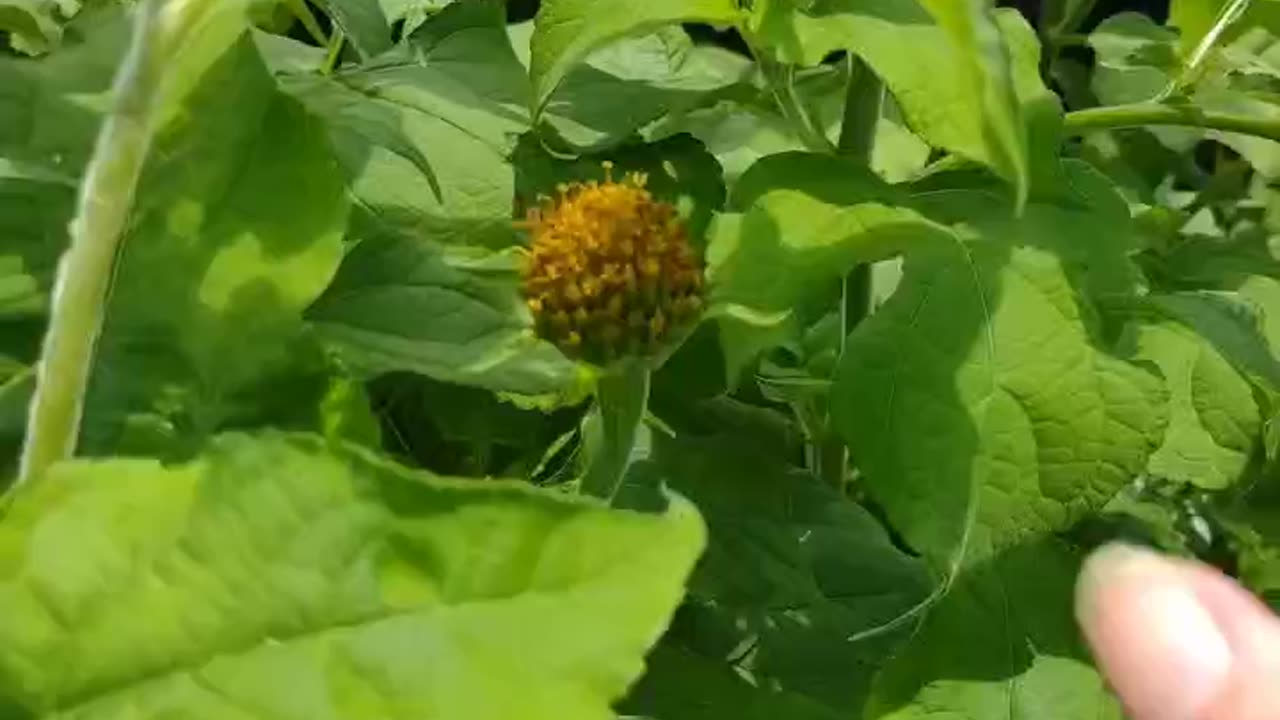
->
1063 103 1280 143
17 2 173 484
580 363 650 502
816 57 882 491
837 55 884 161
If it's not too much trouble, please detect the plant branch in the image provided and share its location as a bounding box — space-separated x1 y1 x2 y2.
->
322 29 345 74
1063 103 1280 142
580 363 650 502
837 55 884 160
16 1 179 484
815 56 882 491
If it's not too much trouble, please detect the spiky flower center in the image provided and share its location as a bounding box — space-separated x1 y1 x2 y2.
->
521 164 704 365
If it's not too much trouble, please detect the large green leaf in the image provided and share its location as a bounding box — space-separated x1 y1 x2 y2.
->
79 33 350 455
749 0 1030 200
831 166 1167 569
528 0 742 112
620 433 933 717
0 431 706 718
866 538 1123 720
305 234 586 403
279 0 527 247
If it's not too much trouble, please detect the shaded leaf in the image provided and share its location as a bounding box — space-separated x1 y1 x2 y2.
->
867 538 1122 720
306 234 586 403
0 431 706 719
620 434 933 716
280 0 527 247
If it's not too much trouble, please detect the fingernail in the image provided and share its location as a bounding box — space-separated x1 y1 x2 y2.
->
1076 544 1233 720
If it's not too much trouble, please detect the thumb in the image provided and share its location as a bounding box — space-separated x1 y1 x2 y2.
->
1076 543 1280 720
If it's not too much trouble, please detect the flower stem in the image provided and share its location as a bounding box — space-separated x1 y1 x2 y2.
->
1063 103 1280 143
17 1 175 484
580 362 650 502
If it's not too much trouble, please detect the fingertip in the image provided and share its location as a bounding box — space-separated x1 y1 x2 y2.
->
1076 543 1233 720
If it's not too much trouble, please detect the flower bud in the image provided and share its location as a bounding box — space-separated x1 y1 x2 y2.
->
521 163 704 366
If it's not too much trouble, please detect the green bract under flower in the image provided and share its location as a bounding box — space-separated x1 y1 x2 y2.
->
521 164 704 366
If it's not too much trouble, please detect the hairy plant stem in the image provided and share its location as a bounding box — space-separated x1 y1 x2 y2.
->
580 362 650 502
1063 103 1280 143
17 1 175 484
814 56 883 492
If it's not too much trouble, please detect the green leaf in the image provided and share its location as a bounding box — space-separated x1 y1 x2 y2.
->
529 0 742 112
1089 12 1183 106
1215 471 1280 608
1126 317 1260 488
306 234 586 403
378 0 449 35
866 537 1122 720
278 72 444 201
620 433 933 716
749 0 1030 201
622 641 844 720
508 21 751 153
314 0 392 58
279 0 528 247
78 34 350 456
0 8 131 321
831 169 1167 568
705 153 959 381
0 431 706 718
0 0 61 54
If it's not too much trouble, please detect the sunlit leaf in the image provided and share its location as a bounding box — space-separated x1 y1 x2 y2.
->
0 432 706 719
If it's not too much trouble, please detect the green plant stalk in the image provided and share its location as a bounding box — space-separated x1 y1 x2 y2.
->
816 56 883 491
17 1 173 484
580 362 650 501
322 28 345 75
837 55 884 160
1063 103 1280 142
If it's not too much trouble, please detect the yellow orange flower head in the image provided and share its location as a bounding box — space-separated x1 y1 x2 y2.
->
521 162 704 366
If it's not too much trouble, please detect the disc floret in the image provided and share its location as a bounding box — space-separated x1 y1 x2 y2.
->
521 163 703 366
